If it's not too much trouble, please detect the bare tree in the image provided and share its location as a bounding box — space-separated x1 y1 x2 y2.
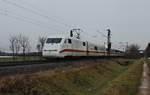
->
125 44 140 58
36 44 41 52
19 34 30 56
9 36 16 56
36 36 46 52
9 35 21 55
14 36 21 55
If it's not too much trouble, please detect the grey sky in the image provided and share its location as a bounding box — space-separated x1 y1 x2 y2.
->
0 0 149 52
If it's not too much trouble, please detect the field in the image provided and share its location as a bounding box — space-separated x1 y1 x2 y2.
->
0 59 143 95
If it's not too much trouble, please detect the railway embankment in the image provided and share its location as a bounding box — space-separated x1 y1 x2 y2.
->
101 59 144 95
0 59 141 95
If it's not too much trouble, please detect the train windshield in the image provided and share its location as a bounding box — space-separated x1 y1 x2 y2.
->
46 38 62 44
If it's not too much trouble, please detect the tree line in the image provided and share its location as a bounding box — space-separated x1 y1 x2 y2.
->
145 43 150 58
9 34 46 56
124 43 150 58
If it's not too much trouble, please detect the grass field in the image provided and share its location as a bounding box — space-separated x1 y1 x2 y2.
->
0 59 143 95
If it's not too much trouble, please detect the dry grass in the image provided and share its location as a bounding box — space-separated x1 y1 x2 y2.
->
0 59 133 95
101 59 144 95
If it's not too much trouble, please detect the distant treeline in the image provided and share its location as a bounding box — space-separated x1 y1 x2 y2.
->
145 43 150 57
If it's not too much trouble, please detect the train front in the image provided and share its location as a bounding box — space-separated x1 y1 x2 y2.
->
42 37 64 58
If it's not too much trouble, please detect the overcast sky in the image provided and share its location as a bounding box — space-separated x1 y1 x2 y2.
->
0 0 149 52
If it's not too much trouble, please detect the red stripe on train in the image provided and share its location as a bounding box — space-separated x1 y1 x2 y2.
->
59 49 85 53
59 49 105 53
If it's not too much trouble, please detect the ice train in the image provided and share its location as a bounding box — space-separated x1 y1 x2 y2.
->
42 35 123 58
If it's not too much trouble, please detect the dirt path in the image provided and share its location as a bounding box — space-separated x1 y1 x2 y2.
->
136 63 150 95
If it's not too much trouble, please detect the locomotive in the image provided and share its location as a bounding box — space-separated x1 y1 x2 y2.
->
42 35 123 58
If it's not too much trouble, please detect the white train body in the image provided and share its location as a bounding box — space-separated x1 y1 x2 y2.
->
42 35 122 58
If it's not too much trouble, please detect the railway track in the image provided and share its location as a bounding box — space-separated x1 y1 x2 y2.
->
0 61 71 77
0 56 114 67
0 57 107 77
0 56 122 77
0 60 50 67
0 57 87 67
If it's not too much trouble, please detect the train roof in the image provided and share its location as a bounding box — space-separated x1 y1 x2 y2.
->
46 35 104 46
46 35 67 38
46 35 84 40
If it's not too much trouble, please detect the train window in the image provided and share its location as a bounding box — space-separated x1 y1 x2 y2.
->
46 38 62 44
83 42 86 46
68 39 72 44
94 46 98 50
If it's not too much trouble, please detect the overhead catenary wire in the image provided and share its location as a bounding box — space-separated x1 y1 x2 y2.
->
0 9 63 32
13 0 72 27
97 30 107 38
1 0 94 33
0 0 104 42
0 8 91 39
1 0 72 29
